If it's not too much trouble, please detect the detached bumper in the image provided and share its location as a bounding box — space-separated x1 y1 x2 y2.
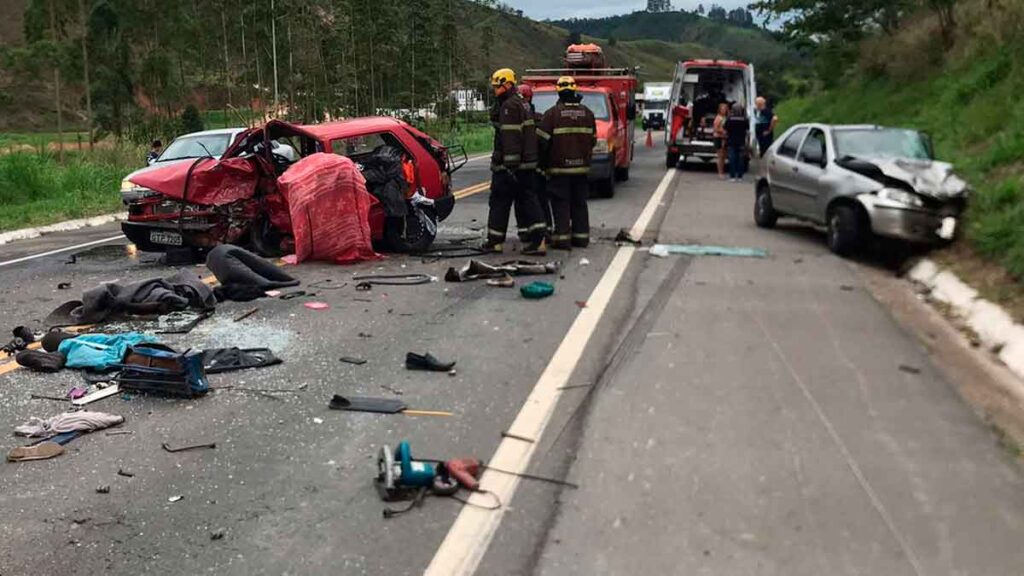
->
588 153 613 181
857 194 959 244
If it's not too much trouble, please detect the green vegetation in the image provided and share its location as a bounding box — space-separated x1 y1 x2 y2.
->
0 147 141 231
774 0 1024 278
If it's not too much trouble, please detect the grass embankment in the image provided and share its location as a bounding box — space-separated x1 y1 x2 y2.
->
0 147 142 232
777 46 1024 283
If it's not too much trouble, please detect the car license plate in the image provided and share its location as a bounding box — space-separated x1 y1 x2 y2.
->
150 231 183 246
938 217 956 240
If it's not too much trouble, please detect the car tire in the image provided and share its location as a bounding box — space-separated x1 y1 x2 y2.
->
386 206 437 253
827 205 863 257
754 183 778 229
250 215 286 258
666 151 680 169
615 165 630 182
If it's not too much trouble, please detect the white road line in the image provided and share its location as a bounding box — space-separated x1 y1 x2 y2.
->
424 167 678 576
0 234 126 269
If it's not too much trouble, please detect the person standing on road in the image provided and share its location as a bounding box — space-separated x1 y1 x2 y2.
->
537 76 597 250
713 102 728 179
485 68 547 255
515 84 553 243
754 96 778 157
724 102 750 182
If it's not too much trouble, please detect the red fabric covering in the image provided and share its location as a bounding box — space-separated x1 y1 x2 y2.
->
277 153 380 265
128 157 259 206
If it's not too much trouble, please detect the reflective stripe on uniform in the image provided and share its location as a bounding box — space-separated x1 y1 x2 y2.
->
488 228 506 238
529 223 548 231
519 162 537 170
503 154 521 163
500 124 523 131
522 119 535 126
547 167 590 175
552 127 594 135
536 129 551 140
572 233 590 239
551 234 571 241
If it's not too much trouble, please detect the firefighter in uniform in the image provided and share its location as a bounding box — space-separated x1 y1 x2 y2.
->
515 84 553 242
537 76 596 249
485 68 547 255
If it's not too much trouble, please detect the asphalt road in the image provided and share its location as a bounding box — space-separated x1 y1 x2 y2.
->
1 140 1023 575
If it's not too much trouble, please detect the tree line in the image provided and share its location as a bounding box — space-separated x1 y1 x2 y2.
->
751 0 961 85
4 0 472 145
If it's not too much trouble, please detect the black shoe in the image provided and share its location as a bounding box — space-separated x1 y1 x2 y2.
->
571 238 590 248
406 352 456 372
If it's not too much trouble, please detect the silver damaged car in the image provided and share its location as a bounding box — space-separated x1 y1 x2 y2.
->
753 124 969 255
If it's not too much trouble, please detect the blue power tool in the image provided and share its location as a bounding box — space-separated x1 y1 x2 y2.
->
375 441 438 501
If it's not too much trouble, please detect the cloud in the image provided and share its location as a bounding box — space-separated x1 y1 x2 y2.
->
503 0 754 21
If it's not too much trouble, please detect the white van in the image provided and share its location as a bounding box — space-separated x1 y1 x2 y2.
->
664 59 756 168
641 82 672 130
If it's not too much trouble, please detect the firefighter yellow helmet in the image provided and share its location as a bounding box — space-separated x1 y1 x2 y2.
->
490 68 517 88
556 76 577 92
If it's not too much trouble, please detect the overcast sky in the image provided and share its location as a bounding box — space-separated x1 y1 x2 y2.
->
504 0 754 20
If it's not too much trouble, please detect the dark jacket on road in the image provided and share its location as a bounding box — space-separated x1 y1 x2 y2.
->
491 90 538 172
537 101 597 175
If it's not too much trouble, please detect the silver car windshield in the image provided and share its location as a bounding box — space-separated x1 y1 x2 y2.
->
833 129 932 160
159 134 233 162
532 92 610 121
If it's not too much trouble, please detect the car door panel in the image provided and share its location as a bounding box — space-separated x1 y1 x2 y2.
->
768 128 808 214
789 128 828 219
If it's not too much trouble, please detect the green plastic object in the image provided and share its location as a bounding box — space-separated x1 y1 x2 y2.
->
520 281 555 299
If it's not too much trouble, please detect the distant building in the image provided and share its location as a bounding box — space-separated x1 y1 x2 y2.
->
451 89 486 112
646 0 672 12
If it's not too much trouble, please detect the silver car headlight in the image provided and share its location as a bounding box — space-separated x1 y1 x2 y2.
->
877 188 924 208
593 138 609 154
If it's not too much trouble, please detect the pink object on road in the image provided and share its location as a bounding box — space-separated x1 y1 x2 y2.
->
304 302 330 311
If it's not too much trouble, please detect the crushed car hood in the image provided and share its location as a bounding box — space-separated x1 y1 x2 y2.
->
837 155 969 199
128 156 260 206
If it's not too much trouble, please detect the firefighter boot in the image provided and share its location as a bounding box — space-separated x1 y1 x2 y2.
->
522 237 548 256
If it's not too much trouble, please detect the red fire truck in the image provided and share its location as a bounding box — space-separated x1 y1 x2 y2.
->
524 44 638 197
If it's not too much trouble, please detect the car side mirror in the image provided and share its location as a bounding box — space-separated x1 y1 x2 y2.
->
627 104 637 121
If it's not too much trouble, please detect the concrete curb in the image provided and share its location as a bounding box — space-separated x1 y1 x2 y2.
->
908 258 1024 382
0 212 127 246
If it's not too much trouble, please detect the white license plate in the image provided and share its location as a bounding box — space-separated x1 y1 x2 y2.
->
150 231 183 246
938 217 956 240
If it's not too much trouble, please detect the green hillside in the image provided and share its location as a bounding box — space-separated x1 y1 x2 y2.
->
775 1 1024 293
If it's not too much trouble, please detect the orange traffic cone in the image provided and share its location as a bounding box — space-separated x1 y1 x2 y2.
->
645 128 654 148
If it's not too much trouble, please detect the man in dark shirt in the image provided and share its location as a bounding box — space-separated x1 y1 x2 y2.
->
754 96 778 157
146 140 163 165
724 103 749 182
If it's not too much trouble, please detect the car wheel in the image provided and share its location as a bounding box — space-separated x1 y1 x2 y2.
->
615 165 630 182
249 215 286 258
754 183 778 229
386 206 437 253
666 151 680 169
827 205 863 256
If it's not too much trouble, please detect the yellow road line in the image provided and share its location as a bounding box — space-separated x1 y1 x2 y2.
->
454 182 489 200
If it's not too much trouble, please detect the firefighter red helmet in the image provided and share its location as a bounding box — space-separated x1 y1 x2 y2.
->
519 84 533 102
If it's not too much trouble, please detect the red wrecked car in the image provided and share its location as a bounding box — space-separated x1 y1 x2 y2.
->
123 118 466 257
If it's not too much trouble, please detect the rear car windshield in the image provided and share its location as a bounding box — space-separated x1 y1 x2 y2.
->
833 128 933 160
532 92 610 121
159 134 233 161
